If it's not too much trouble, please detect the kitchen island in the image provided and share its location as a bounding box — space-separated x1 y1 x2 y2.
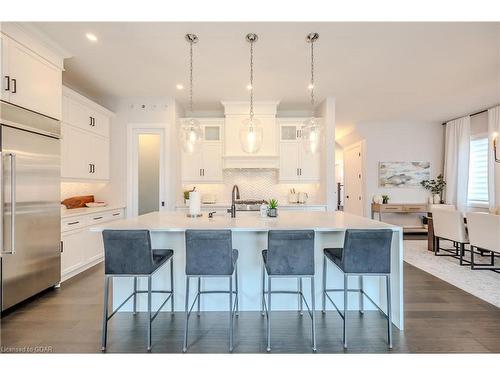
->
92 211 404 329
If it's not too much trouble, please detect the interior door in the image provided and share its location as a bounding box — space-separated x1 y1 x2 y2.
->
343 142 364 216
1 125 61 310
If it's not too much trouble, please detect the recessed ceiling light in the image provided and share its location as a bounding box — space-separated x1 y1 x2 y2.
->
176 84 184 90
246 83 252 90
86 33 98 42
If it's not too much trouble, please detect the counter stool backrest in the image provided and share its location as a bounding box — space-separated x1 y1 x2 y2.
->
185 230 233 275
432 207 468 243
267 230 315 275
466 212 500 252
102 230 154 275
341 229 393 274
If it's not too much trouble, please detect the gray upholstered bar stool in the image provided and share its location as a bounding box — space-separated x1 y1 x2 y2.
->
322 229 393 349
101 230 174 352
261 230 316 352
183 230 239 353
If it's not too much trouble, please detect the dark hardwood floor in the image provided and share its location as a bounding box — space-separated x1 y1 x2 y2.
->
1 260 499 353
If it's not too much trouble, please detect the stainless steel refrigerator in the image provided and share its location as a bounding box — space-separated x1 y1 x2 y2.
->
0 101 61 312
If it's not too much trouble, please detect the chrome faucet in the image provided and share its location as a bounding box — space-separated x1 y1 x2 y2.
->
228 184 240 218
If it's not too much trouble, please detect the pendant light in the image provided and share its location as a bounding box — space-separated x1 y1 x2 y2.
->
240 33 263 154
302 32 321 154
180 33 203 153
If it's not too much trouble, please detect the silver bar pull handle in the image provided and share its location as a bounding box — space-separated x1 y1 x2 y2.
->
9 153 16 255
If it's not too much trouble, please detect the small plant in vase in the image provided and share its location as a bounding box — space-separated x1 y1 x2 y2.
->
382 195 390 204
420 174 446 204
268 199 278 217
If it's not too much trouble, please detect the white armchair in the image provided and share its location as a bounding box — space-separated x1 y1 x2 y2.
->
466 212 500 271
432 207 469 265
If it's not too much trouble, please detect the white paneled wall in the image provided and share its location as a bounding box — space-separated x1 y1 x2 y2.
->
182 169 323 204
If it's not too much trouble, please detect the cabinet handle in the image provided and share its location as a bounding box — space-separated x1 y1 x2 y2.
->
11 78 16 93
297 168 299 176
112 213 120 216
92 117 95 126
296 130 299 138
4 76 10 91
202 169 205 176
93 216 103 220
60 241 64 253
89 164 93 173
92 164 95 173
67 221 80 225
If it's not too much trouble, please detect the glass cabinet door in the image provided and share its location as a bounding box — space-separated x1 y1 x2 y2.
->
204 126 221 141
281 125 298 141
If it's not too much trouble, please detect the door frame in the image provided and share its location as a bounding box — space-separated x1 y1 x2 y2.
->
343 140 367 217
127 123 169 217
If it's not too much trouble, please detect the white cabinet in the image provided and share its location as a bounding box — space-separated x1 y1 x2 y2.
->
181 120 224 183
278 120 320 182
0 33 62 119
61 87 113 180
61 208 124 281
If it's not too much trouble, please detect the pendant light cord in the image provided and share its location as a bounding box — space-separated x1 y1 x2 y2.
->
310 39 315 114
249 39 254 123
189 39 194 114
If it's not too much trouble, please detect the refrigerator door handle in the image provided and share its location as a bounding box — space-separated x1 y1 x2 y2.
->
7 152 16 255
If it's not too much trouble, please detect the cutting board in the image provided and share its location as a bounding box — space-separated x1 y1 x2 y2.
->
61 195 95 209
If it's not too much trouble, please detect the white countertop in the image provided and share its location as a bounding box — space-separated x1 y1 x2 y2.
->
61 205 125 218
175 203 328 208
91 210 400 233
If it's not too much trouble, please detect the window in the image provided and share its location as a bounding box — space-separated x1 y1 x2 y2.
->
467 136 489 206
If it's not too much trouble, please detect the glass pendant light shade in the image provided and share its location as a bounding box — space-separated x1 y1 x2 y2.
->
240 118 263 153
302 117 321 154
180 117 203 153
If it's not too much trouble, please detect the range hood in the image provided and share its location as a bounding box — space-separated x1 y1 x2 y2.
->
221 101 280 169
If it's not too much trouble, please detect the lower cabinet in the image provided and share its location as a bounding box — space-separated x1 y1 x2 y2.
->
61 208 124 281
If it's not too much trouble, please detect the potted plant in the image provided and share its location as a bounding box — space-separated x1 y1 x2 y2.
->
184 187 195 204
420 174 446 204
382 195 390 204
267 199 278 217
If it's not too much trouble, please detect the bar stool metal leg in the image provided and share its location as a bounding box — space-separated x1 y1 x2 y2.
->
229 276 234 352
386 275 393 349
147 275 152 352
322 255 327 314
183 276 190 353
359 276 364 314
310 277 317 352
261 263 265 316
170 258 174 314
298 278 303 316
343 274 348 349
235 263 239 317
266 276 272 352
133 276 138 315
197 277 201 317
101 275 110 351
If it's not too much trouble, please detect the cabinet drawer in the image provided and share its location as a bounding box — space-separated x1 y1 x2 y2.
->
380 205 403 212
61 217 89 232
88 213 108 225
403 205 427 212
107 210 124 221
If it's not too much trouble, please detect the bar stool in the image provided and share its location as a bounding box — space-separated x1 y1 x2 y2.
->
183 230 239 353
432 207 470 265
101 230 174 352
322 229 393 349
261 230 316 352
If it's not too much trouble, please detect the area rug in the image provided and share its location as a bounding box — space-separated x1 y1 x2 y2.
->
404 239 500 308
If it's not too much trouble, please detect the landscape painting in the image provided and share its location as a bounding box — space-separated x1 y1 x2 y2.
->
379 161 430 188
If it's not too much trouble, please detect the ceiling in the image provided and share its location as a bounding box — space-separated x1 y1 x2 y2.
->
30 22 500 130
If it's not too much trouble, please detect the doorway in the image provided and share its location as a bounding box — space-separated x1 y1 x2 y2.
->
129 127 166 216
343 140 366 216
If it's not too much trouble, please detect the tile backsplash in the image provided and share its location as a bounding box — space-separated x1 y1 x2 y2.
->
182 169 324 205
61 182 108 201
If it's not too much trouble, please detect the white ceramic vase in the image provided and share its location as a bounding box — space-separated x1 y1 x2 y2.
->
433 194 441 204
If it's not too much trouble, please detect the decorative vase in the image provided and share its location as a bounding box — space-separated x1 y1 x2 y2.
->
433 194 441 204
268 208 278 217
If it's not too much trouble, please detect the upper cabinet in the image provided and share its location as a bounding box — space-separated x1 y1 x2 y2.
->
181 119 224 183
61 87 113 180
1 31 63 120
278 119 321 182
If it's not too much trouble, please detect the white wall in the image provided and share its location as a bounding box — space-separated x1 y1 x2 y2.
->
337 121 444 223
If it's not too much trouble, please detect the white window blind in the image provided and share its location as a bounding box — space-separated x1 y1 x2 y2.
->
467 137 489 204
